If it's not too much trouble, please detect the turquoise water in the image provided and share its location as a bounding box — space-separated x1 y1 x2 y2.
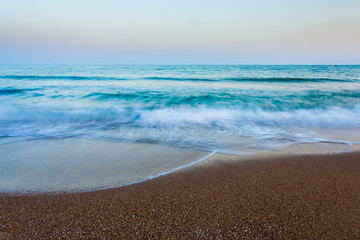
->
1 65 360 154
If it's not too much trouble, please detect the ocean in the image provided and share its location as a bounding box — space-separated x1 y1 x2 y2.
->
1 65 360 154
2 65 360 192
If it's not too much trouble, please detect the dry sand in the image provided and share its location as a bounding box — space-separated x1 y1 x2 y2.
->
1 151 360 239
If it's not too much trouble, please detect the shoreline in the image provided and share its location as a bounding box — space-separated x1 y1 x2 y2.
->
1 150 360 238
0 138 359 194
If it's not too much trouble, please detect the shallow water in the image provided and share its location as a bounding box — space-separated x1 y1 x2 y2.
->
0 139 211 193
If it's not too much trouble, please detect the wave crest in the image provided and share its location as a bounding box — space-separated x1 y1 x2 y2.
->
1 75 355 83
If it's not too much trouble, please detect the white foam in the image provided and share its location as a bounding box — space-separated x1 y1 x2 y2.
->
1 104 360 154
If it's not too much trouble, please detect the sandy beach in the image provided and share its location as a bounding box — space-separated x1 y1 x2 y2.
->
1 151 360 239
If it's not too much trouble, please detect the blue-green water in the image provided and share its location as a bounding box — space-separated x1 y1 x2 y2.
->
1 65 360 154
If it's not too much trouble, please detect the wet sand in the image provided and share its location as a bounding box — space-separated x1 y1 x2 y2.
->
1 151 360 239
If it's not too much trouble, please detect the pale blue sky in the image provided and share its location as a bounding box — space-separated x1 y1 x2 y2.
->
1 0 359 64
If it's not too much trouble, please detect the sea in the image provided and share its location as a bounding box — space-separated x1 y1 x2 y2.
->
1 65 360 154
2 65 360 192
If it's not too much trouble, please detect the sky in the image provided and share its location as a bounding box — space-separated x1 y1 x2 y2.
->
1 0 359 65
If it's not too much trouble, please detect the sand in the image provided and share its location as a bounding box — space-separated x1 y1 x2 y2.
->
1 151 360 239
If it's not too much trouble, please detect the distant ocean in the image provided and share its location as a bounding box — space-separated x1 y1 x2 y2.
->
1 65 360 154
